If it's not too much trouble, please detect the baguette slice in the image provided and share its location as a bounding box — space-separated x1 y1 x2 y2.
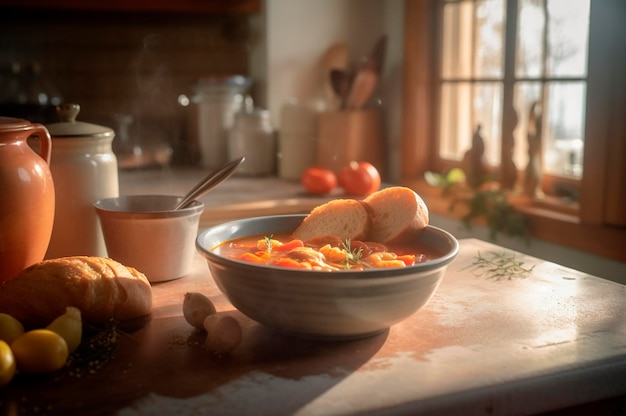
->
293 199 371 242
363 186 429 245
0 256 153 328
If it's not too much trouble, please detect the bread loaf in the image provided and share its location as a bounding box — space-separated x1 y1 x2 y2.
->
363 186 429 244
0 256 153 328
292 199 371 242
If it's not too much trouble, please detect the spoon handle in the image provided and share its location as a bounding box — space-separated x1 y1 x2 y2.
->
175 156 245 210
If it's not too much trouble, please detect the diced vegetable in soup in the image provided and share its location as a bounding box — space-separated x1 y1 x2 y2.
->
214 233 443 271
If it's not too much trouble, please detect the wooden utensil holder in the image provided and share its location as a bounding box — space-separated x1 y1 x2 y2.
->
317 109 386 176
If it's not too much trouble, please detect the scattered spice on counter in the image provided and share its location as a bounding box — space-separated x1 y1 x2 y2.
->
64 321 120 378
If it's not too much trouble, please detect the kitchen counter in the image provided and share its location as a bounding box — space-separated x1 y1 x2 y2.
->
2 238 625 415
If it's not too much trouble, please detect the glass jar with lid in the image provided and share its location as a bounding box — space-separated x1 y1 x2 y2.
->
228 109 276 176
189 75 252 169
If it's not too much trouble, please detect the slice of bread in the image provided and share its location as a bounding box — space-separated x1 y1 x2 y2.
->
363 186 429 245
292 199 371 242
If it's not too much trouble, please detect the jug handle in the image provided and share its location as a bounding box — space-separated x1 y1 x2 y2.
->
30 124 52 164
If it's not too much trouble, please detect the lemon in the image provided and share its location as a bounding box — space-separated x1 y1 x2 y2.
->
11 329 69 374
446 167 466 184
0 340 16 387
47 307 82 353
0 313 25 344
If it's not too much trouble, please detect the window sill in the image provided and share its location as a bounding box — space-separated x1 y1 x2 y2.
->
403 178 626 264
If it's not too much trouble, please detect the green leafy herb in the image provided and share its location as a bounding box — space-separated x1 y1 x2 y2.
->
451 189 528 242
341 239 363 270
464 250 534 280
425 169 529 243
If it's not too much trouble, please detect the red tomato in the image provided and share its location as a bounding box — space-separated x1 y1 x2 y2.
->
300 167 337 195
338 161 381 196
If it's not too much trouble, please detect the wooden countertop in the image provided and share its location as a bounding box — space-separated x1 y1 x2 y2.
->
2 239 625 415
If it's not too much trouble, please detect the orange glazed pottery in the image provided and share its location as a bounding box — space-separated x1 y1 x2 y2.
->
0 117 55 283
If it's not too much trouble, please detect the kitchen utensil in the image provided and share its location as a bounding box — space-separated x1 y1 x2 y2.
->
322 43 349 111
45 103 118 258
174 156 245 210
363 34 388 74
196 214 459 340
95 195 204 283
346 69 378 110
330 69 354 110
0 117 54 283
346 35 387 110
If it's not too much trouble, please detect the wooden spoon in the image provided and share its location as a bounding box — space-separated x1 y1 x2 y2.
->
322 43 349 110
346 35 387 110
346 68 378 110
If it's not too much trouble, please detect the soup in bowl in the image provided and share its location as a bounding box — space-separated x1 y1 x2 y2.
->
196 214 459 340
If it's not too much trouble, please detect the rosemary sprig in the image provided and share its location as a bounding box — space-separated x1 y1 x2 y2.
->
464 250 534 280
341 239 363 270
264 235 273 253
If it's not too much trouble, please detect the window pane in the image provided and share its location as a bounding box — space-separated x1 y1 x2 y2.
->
440 81 502 166
546 0 590 77
474 0 505 77
517 0 590 78
517 0 546 77
442 1 475 78
442 0 504 79
440 82 472 159
543 82 586 177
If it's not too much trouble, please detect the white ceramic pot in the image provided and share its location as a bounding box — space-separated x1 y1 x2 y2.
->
45 103 118 258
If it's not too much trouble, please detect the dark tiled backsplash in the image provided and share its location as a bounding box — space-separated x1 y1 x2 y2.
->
0 10 251 165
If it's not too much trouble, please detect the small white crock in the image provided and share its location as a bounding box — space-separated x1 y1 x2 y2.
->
94 195 204 283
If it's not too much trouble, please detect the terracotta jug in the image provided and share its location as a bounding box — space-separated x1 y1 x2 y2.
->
0 117 55 283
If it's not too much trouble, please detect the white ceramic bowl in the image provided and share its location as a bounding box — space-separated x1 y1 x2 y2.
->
196 214 459 340
94 195 204 283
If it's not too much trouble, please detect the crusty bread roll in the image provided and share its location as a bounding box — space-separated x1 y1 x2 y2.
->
0 256 152 328
293 199 371 242
363 186 429 244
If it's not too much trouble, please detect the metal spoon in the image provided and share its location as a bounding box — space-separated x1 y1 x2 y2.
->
174 156 245 210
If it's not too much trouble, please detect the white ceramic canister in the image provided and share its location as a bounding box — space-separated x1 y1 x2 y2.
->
45 103 119 258
228 109 276 176
278 100 320 180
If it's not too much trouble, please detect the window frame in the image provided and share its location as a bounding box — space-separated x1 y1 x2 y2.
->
400 0 626 263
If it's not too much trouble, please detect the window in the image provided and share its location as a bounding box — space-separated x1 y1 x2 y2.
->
437 0 590 193
401 0 626 262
